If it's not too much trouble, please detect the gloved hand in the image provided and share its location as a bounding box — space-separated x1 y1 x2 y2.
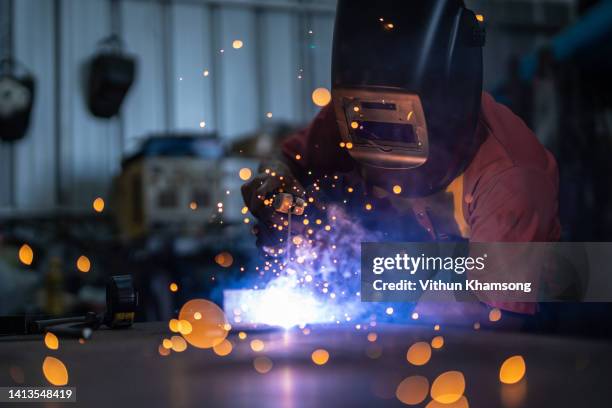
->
241 161 307 250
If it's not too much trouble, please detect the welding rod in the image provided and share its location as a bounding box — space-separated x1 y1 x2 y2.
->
272 193 305 258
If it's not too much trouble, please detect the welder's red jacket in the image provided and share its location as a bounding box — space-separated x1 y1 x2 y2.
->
282 92 561 314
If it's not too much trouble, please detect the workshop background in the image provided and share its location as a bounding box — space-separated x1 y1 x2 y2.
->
1 0 611 320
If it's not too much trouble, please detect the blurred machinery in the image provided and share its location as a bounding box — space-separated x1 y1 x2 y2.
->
114 135 226 239
114 124 302 240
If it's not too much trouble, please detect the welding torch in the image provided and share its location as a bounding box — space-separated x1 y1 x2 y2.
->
272 193 306 256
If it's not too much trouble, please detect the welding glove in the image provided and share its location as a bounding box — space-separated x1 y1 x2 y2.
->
241 161 307 249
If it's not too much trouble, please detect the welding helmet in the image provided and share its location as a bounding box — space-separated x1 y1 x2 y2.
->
0 59 35 142
85 35 136 118
332 0 486 196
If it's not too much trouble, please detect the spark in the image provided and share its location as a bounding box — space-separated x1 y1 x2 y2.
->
431 336 444 349
239 168 253 181
253 356 273 374
396 376 429 405
42 357 68 386
489 308 502 322
76 255 91 273
18 244 34 265
178 299 229 349
44 332 59 350
213 339 233 356
406 342 432 366
178 320 193 335
499 355 526 384
93 197 105 212
430 371 466 404
312 87 331 107
171 335 187 352
215 252 233 268
250 339 265 352
311 349 330 365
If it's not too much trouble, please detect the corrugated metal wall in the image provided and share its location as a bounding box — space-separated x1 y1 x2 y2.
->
0 0 335 212
0 0 573 213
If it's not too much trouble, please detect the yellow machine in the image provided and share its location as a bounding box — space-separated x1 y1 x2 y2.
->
115 155 222 239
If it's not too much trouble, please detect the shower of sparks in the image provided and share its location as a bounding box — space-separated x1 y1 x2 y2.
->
224 202 388 329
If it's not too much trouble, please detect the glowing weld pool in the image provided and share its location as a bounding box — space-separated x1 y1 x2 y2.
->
223 288 335 329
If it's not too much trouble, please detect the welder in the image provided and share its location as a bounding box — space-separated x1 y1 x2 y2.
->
242 0 560 319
